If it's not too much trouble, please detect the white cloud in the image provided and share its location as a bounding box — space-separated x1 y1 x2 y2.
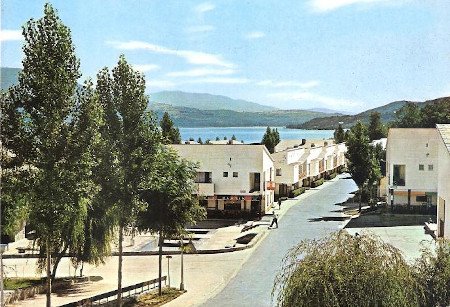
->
0 29 23 41
186 25 215 33
109 40 234 68
246 31 266 40
257 80 320 89
132 64 160 73
186 77 249 84
167 68 235 78
268 91 360 109
195 2 215 14
309 0 395 12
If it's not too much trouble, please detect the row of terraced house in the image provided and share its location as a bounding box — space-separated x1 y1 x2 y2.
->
170 139 347 216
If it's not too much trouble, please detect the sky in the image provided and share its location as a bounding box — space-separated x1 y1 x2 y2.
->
2 0 450 113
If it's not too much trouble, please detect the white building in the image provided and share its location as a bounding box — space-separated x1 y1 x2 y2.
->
437 124 450 238
272 140 346 197
170 144 275 215
386 128 440 207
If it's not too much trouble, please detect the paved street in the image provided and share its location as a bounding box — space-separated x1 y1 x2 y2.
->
203 175 358 307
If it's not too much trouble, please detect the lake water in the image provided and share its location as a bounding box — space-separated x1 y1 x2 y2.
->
179 127 334 144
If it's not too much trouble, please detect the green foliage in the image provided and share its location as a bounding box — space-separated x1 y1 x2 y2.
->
394 102 422 128
273 231 421 307
231 134 237 140
311 178 324 188
391 99 450 128
261 126 280 153
160 112 181 144
137 147 205 237
414 239 450 307
197 137 203 144
368 112 386 141
419 99 450 128
345 122 371 188
345 122 381 210
290 187 306 198
333 123 345 143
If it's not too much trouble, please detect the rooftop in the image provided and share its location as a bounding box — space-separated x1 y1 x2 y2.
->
436 124 450 154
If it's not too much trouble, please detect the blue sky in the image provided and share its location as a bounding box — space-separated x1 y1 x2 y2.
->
2 0 450 113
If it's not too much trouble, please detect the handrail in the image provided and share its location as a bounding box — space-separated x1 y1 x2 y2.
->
59 276 166 306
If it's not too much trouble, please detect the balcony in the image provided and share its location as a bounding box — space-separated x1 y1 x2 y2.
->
197 183 214 196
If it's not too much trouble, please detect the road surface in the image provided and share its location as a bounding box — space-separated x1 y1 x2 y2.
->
202 175 357 307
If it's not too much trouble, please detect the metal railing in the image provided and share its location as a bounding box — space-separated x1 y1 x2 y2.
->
59 276 166 307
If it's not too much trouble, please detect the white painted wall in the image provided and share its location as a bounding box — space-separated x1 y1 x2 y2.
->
386 129 440 204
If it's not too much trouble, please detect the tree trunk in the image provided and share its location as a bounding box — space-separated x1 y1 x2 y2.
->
158 230 163 296
358 187 362 213
46 240 52 307
51 244 68 282
117 225 123 306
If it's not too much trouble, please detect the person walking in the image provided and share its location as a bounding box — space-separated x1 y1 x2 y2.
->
269 211 278 228
278 198 282 210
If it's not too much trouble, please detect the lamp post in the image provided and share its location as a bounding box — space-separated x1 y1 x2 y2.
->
166 255 172 288
180 237 184 291
0 243 7 307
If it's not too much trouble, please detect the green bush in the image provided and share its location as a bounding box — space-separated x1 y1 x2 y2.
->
328 172 337 180
414 239 450 307
273 231 422 307
311 178 324 188
290 187 306 198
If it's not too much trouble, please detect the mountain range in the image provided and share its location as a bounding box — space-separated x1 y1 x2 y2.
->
296 97 448 129
2 67 447 129
150 90 277 113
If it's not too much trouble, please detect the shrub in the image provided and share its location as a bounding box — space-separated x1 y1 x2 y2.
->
311 178 324 188
273 231 421 307
290 187 306 198
414 239 450 307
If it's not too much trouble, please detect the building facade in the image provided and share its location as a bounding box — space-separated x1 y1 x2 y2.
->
272 140 346 197
386 128 440 207
171 144 275 215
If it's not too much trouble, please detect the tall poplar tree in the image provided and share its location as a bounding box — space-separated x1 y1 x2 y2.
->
96 56 161 306
2 5 92 306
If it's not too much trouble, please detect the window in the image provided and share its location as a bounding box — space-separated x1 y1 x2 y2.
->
223 172 228 177
393 164 405 186
419 164 424 171
416 195 427 202
428 164 434 171
233 172 238 178
276 168 282 176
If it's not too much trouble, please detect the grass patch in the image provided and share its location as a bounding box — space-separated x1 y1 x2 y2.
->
125 287 185 307
4 277 44 290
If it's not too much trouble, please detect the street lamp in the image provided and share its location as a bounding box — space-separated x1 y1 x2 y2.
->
180 237 184 291
0 243 7 307
165 255 172 288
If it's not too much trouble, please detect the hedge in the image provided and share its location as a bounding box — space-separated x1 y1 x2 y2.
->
311 178 324 188
290 187 306 198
